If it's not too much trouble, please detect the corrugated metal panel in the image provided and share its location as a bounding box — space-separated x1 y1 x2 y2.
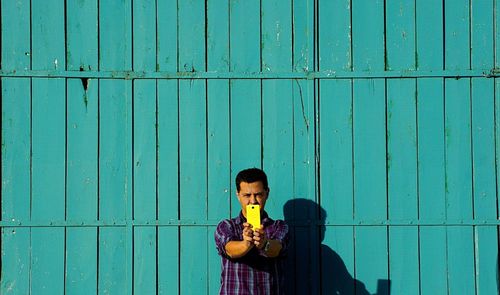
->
1 0 499 294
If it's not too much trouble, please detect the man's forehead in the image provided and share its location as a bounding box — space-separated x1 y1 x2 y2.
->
239 181 265 191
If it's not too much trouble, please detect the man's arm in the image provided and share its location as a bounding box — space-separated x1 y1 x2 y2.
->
224 223 254 259
262 239 282 258
253 228 283 258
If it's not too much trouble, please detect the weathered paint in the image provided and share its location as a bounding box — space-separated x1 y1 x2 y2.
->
1 1 499 295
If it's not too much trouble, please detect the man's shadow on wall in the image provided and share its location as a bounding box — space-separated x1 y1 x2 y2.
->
283 198 389 295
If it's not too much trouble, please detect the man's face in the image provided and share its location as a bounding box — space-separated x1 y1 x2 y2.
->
237 181 269 217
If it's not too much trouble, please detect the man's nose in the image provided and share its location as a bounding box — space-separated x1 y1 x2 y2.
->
249 195 258 204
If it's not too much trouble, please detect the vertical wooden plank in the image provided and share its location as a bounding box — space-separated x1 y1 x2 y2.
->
132 3 158 293
288 225 319 295
66 0 98 71
207 1 230 293
207 77 230 218
417 78 447 295
1 228 30 295
31 79 66 221
416 0 443 70
444 0 470 70
31 0 65 70
353 79 388 293
317 0 354 287
355 226 389 295
230 0 261 72
321 226 355 294
98 80 131 295
318 0 351 71
178 1 208 293
157 79 179 295
318 79 355 294
419 227 447 294
1 5 33 295
291 2 316 290
471 0 494 69
447 227 475 294
261 0 292 72
178 6 207 220
1 0 31 70
475 226 499 295
261 0 293 217
417 81 447 209
471 78 498 294
260 0 293 217
353 79 387 220
133 227 156 295
99 226 127 295
179 78 207 294
352 0 385 71
229 79 262 209
292 82 317 293
445 78 475 294
262 81 293 218
66 4 99 219
30 17 66 281
158 227 179 295
416 0 444 70
157 0 178 71
1 79 31 225
387 79 419 295
133 0 156 71
472 78 496 219
65 2 99 294
31 228 65 294
181 228 208 295
445 78 473 221
320 80 353 222
416 0 448 294
293 0 315 72
156 1 179 293
292 0 316 202
1 78 31 295
99 2 133 294
178 0 205 72
386 0 416 70
386 6 418 288
99 0 132 70
444 0 475 293
66 78 98 295
230 0 262 214
133 79 157 294
31 78 66 295
388 227 419 294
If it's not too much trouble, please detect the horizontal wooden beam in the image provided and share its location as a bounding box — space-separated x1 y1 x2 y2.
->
0 69 498 79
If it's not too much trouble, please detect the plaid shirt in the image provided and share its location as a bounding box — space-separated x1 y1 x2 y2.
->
215 211 289 295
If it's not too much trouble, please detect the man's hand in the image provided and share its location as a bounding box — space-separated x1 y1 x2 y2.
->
242 223 255 247
252 227 267 249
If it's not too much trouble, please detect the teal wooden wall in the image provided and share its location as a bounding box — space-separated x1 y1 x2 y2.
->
1 0 499 294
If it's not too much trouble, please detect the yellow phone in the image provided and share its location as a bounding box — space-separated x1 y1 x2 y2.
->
246 204 261 229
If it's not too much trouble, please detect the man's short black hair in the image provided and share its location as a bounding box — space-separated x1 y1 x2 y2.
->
235 168 269 192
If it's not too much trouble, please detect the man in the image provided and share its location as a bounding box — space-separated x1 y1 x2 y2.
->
215 168 289 295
